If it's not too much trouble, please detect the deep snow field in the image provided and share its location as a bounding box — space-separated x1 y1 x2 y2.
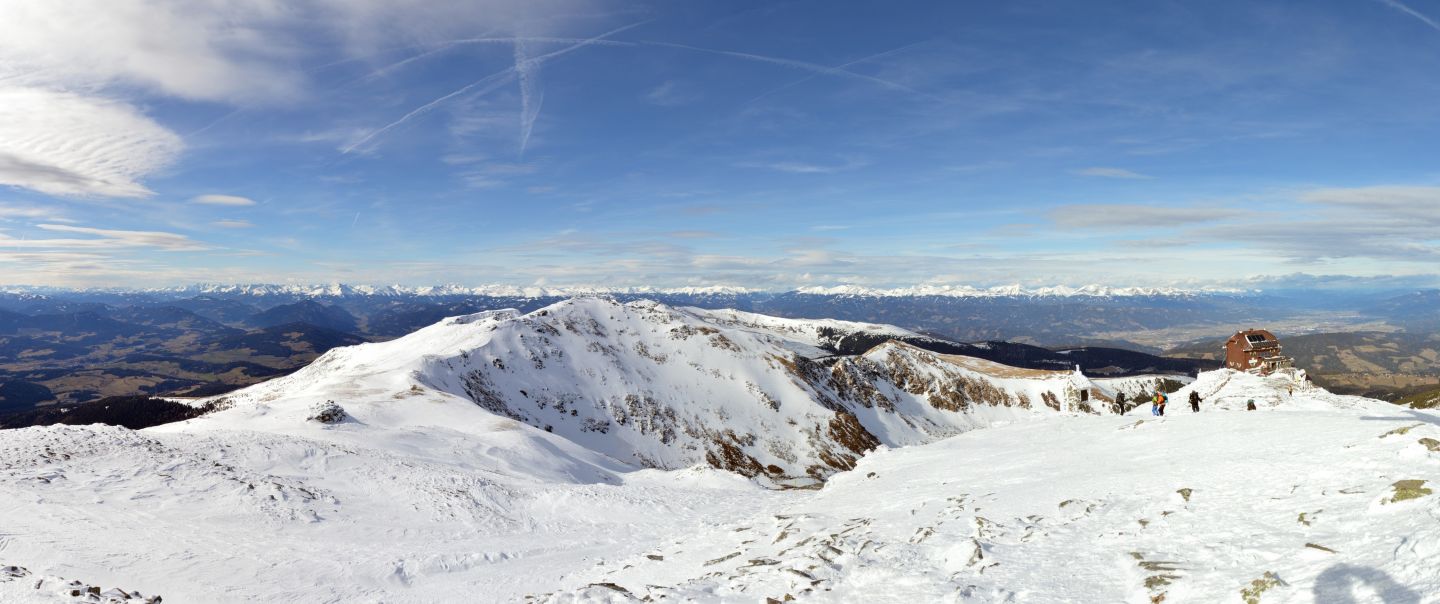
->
2 301 1437 603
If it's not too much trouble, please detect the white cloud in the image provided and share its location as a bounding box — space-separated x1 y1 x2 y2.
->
193 194 259 206
0 1 302 104
213 219 255 228
1072 167 1152 179
0 87 183 198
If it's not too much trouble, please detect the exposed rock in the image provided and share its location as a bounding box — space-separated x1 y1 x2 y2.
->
306 400 348 424
1240 571 1286 604
1383 479 1433 504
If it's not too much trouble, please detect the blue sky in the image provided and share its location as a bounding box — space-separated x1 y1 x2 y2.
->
2 0 1440 289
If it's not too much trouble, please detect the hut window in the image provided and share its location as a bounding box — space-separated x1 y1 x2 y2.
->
1079 389 1089 402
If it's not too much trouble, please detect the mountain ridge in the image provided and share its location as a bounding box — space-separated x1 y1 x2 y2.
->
179 298 1148 485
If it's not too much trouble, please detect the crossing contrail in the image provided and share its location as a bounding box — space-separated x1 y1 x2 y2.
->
745 40 931 105
341 22 647 155
342 21 931 155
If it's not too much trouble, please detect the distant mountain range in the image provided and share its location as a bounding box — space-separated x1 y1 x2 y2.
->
2 282 1247 299
3 283 1437 411
0 282 1388 348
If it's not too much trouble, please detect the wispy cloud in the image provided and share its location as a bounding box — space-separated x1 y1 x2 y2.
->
1299 185 1440 219
738 158 869 174
1055 185 1440 265
0 88 182 198
212 219 254 229
0 223 205 251
644 80 695 106
667 230 719 239
0 203 66 222
945 160 1010 173
1071 167 1152 179
1049 204 1241 229
192 194 258 206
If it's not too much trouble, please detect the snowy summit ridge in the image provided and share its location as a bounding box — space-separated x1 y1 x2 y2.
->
177 297 1120 485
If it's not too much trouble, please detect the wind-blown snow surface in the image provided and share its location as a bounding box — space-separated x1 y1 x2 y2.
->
1 300 1437 602
541 388 1440 603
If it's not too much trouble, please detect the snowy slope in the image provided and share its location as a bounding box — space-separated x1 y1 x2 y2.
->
166 298 1109 485
3 301 1436 603
5 367 1434 603
540 387 1440 603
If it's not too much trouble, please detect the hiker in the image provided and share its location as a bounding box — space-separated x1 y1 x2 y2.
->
1246 399 1257 411
1189 391 1201 413
1115 391 1128 413
1152 391 1168 416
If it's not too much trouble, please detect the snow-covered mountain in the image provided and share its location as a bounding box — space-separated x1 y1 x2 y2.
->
150 283 763 299
2 300 1436 603
4 282 1241 299
180 298 1117 485
791 283 1244 298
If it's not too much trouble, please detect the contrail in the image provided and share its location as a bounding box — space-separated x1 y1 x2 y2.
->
745 40 931 105
306 36 630 75
341 22 932 155
342 22 647 155
341 69 516 154
188 107 247 136
353 45 463 84
1376 0 1440 33
641 40 931 98
347 28 502 86
514 39 544 156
